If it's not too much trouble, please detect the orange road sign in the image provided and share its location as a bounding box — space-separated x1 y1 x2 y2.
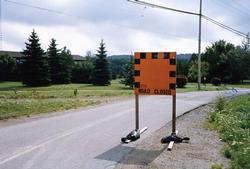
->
134 52 176 96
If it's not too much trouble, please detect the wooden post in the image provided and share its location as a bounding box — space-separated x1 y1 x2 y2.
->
172 94 176 134
135 94 139 130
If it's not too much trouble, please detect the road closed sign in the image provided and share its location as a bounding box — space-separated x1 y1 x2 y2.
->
134 52 176 96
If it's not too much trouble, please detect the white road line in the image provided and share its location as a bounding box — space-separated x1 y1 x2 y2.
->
0 108 133 165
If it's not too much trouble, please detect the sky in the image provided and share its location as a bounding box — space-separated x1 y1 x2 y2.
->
1 0 250 56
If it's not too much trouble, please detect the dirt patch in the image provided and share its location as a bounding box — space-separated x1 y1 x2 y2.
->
115 104 230 169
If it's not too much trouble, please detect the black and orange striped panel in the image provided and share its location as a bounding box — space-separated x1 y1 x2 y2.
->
134 52 176 96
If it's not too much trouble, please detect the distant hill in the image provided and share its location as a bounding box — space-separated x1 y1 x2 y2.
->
108 53 192 60
177 54 192 60
108 55 131 60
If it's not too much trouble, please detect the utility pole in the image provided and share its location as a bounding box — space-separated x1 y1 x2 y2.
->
197 0 202 90
0 0 2 50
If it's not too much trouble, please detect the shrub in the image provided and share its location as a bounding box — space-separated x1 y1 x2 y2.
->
211 163 223 169
211 77 221 86
215 96 226 111
176 75 188 88
209 95 250 169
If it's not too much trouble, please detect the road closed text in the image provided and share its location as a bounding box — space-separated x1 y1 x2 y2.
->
138 88 172 95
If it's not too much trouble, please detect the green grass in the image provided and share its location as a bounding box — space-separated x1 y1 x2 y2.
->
0 80 133 120
208 95 250 169
0 99 99 120
211 163 223 169
177 83 225 92
177 82 250 93
1 80 249 120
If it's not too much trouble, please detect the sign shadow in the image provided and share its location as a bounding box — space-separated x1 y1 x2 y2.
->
95 144 167 166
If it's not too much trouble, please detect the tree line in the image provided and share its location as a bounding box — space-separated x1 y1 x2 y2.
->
0 30 112 86
121 40 250 88
178 40 250 84
1 30 249 87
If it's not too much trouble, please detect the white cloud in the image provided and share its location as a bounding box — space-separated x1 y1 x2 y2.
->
1 0 249 55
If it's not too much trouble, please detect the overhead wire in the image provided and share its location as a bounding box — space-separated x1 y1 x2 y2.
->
3 0 248 45
212 0 250 18
227 0 250 16
127 0 248 39
202 15 247 38
127 0 199 16
4 0 71 16
3 0 206 43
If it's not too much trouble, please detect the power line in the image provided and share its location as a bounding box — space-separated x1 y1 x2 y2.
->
3 0 209 43
127 0 199 16
3 0 249 41
227 1 250 16
4 0 70 16
127 0 249 90
213 0 250 18
3 0 248 46
202 15 247 38
127 0 248 39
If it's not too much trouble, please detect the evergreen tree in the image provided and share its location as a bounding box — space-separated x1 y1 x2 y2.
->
0 54 16 82
22 30 50 86
92 40 111 85
57 47 74 84
121 61 134 88
72 61 93 83
47 38 60 84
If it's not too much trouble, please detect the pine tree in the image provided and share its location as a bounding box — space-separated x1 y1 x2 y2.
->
22 30 50 86
92 40 111 85
121 61 134 88
47 38 60 84
0 54 16 82
57 47 74 84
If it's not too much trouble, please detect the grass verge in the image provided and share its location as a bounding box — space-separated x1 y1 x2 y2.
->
208 95 250 169
0 80 133 120
1 80 249 120
177 82 250 93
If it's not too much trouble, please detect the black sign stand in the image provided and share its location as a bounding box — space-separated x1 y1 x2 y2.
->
135 94 139 130
161 94 190 150
121 94 148 144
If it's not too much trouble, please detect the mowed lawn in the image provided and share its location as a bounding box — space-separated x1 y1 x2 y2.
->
177 82 250 93
0 80 133 120
1 80 250 120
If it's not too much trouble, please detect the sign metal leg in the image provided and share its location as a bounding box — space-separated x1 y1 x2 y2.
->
121 94 148 144
161 94 190 146
135 94 139 130
172 94 176 134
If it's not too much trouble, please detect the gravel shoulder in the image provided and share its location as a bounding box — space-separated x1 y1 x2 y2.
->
115 104 230 169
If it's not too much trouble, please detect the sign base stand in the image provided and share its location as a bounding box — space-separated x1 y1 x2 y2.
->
121 95 148 144
160 95 190 150
121 127 148 144
161 133 190 144
161 133 190 151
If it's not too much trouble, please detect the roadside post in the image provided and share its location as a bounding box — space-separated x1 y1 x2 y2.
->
121 52 189 147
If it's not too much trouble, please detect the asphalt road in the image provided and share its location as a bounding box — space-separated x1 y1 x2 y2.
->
0 90 249 169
